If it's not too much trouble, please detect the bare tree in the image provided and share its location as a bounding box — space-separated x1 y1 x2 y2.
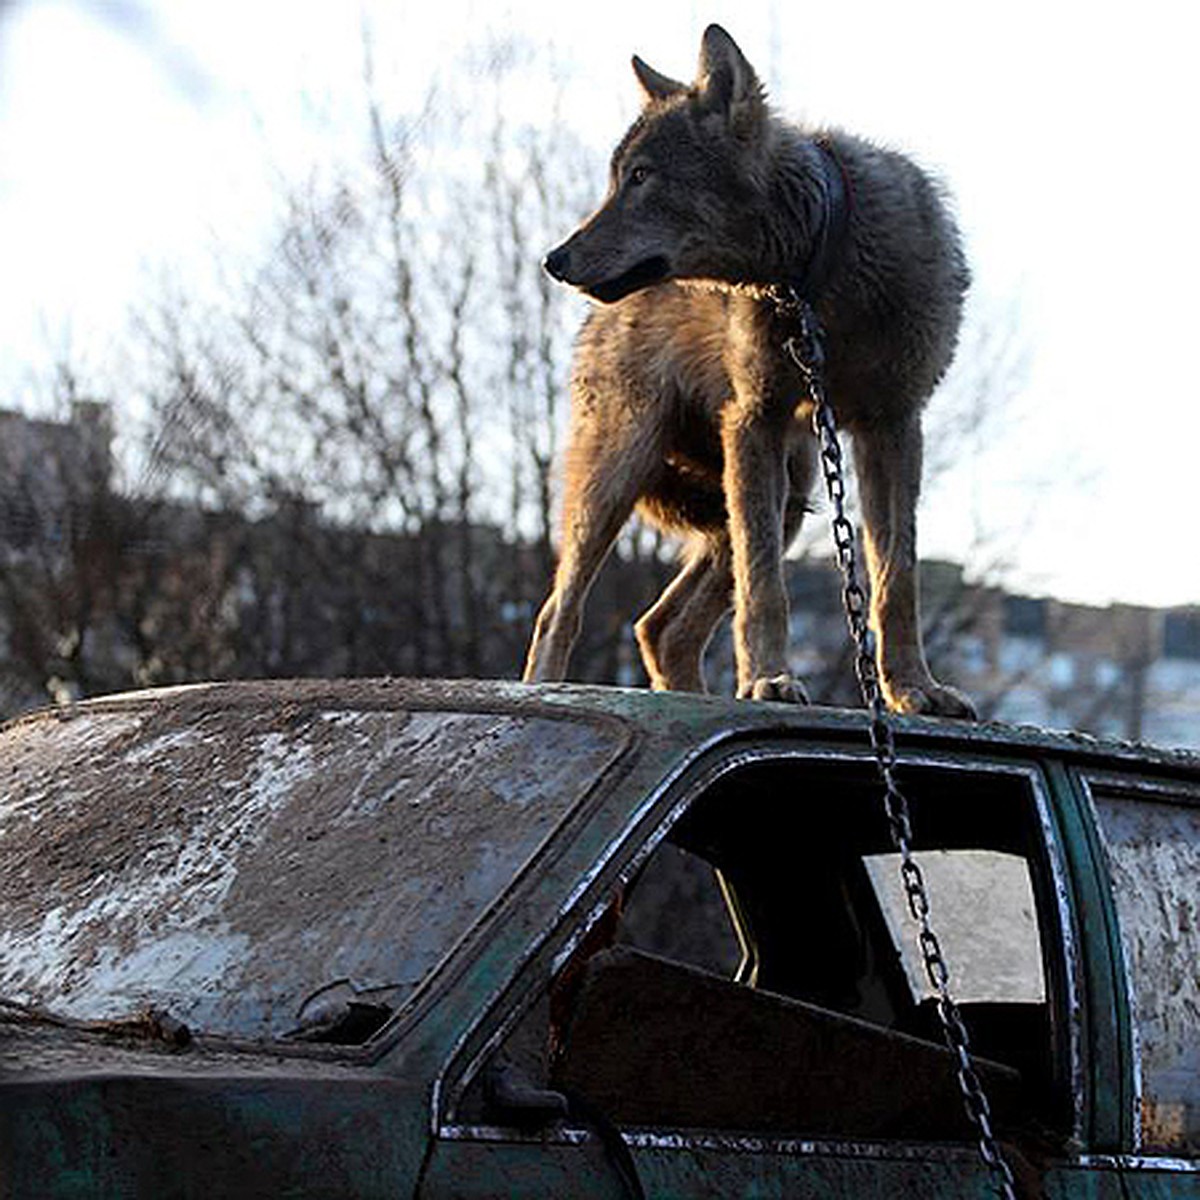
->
114 37 615 685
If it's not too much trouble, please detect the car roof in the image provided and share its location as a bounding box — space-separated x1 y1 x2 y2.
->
5 676 1197 782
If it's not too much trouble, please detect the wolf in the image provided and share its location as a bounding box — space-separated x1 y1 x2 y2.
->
523 24 975 717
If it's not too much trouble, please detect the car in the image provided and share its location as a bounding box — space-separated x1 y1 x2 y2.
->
0 677 1197 1198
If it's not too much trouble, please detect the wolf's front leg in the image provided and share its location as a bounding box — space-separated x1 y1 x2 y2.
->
524 413 658 684
853 414 976 718
720 408 807 704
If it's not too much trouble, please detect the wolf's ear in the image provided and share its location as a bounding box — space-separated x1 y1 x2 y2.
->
632 55 686 105
695 24 765 139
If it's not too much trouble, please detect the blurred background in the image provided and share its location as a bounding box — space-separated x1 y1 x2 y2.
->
0 0 1197 744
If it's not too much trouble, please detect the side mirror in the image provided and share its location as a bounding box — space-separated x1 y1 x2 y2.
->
483 1060 569 1128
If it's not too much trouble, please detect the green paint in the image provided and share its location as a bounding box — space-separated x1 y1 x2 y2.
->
1045 759 1136 1151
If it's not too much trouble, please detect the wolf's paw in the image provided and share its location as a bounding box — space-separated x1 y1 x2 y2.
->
740 674 809 704
885 679 977 720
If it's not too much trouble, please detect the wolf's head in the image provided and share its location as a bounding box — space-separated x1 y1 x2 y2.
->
544 25 773 303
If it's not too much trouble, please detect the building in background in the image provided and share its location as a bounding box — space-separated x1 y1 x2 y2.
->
772 558 1200 749
0 401 113 553
1 405 1198 750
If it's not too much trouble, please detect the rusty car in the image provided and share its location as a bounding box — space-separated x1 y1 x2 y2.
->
0 677 1197 1197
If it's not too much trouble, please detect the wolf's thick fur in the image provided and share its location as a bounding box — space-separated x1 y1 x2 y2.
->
523 25 974 716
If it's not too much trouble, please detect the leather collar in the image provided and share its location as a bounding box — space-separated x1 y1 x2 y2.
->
789 136 851 304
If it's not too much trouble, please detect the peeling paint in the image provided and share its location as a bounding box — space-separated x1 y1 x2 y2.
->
1092 790 1200 1156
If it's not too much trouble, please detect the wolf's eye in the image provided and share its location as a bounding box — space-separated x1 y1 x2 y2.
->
628 165 650 186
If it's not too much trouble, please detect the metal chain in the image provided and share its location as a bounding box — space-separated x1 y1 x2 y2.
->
777 287 1018 1200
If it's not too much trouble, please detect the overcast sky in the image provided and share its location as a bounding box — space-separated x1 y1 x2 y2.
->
1 0 1197 608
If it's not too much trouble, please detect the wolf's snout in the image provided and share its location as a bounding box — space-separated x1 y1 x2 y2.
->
543 244 572 281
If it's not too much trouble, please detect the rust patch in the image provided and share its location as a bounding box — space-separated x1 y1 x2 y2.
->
1092 790 1200 1155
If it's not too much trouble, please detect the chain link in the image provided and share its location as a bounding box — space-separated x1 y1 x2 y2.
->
778 287 1018 1200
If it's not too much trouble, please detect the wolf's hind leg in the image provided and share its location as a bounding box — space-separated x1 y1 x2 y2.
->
853 414 976 718
635 535 733 693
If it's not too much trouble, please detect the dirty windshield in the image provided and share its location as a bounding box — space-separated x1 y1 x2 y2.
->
0 696 622 1041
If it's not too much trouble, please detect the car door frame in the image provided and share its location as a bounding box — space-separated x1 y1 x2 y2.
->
419 732 1133 1197
1071 766 1200 1196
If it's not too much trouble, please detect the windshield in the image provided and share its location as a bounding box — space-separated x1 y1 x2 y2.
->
0 697 623 1041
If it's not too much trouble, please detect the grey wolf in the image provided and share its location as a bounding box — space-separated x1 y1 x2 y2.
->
523 24 975 717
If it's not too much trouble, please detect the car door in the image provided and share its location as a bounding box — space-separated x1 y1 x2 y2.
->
1080 769 1200 1199
422 741 1122 1199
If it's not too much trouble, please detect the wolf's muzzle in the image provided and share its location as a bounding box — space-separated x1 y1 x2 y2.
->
543 245 571 281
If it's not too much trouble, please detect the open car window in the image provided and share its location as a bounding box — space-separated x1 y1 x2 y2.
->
475 753 1071 1143
863 849 1045 1005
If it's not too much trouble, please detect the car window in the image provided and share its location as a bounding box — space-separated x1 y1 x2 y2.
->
0 702 623 1041
477 754 1071 1143
1089 781 1200 1156
617 842 742 977
863 849 1045 1005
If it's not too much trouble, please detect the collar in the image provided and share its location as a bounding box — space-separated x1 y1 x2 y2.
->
787 135 852 304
